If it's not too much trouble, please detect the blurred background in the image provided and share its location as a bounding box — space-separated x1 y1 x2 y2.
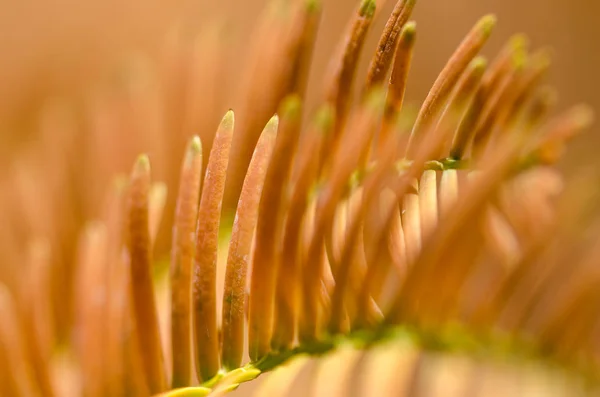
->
2 0 597 157
0 0 597 335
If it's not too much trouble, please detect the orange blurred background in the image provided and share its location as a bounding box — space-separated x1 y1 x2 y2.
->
1 0 597 157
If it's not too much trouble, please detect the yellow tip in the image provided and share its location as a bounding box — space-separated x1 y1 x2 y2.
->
509 34 529 52
265 114 280 132
221 110 235 131
402 21 417 41
478 14 497 37
359 0 376 18
305 0 320 13
134 154 151 174
315 105 334 134
365 86 387 113
280 95 303 120
184 136 202 170
511 47 528 71
471 55 488 71
190 135 202 154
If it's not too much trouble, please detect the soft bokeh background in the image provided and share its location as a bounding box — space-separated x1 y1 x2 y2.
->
2 0 597 157
0 0 597 334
